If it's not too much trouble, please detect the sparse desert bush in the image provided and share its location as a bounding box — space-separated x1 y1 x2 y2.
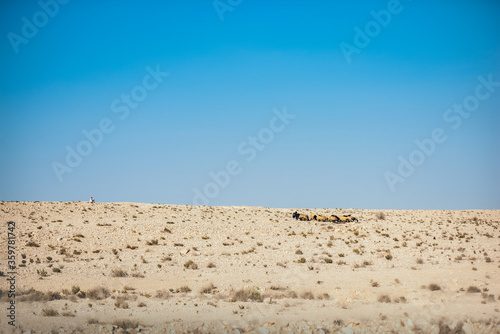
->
37 269 48 277
295 250 303 255
26 241 40 247
42 308 59 316
129 271 145 278
428 283 441 291
298 257 306 263
113 320 140 330
207 262 216 268
184 260 198 269
371 281 379 287
231 288 263 302
88 319 99 324
111 269 128 277
324 258 333 264
138 301 147 307
385 254 393 260
200 283 216 294
146 239 158 246
52 267 61 273
179 286 192 293
394 296 407 303
155 290 170 299
114 298 129 309
378 295 391 303
416 258 424 264
61 311 75 317
71 286 80 294
300 291 315 300
467 286 481 293
482 293 496 303
86 287 110 300
17 289 62 302
376 212 386 220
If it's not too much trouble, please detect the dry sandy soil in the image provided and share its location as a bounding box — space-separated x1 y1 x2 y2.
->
1 201 499 333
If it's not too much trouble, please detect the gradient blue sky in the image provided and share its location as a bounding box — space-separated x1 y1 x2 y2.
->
1 1 499 209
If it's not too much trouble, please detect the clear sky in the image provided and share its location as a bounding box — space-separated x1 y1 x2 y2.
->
1 0 499 209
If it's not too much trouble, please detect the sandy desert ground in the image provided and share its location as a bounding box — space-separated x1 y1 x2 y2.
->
1 201 499 333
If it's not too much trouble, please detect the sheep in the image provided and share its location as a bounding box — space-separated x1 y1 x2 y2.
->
315 215 328 222
337 216 351 223
328 215 340 223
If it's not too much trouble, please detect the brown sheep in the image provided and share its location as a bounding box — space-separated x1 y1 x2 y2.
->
298 214 309 221
337 216 350 223
315 215 328 222
328 215 340 222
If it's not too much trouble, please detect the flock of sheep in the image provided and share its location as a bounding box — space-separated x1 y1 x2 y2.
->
292 211 358 223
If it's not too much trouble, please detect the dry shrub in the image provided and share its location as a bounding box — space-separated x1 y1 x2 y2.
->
87 287 110 300
184 260 198 269
231 288 263 302
467 286 481 293
17 289 62 302
114 298 129 309
61 311 75 317
131 272 145 278
113 319 140 329
434 319 464 334
42 308 59 316
179 286 191 293
200 283 216 294
428 283 441 291
155 290 170 299
376 212 386 220
378 295 391 303
300 291 315 300
111 269 128 277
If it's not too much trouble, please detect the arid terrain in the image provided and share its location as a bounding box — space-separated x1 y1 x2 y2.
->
1 201 499 333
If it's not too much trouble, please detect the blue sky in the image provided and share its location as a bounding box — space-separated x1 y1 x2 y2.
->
1 0 499 209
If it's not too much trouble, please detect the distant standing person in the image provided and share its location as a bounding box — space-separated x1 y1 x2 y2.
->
90 196 95 203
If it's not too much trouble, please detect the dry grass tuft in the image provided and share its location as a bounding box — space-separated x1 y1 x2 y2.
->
378 295 391 303
428 283 441 291
184 260 198 270
467 286 481 293
113 319 140 329
86 287 111 300
42 308 59 316
200 283 216 294
111 269 128 277
231 288 263 302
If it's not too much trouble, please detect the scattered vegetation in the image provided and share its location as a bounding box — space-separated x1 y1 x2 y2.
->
42 308 59 317
184 260 198 270
111 269 128 277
